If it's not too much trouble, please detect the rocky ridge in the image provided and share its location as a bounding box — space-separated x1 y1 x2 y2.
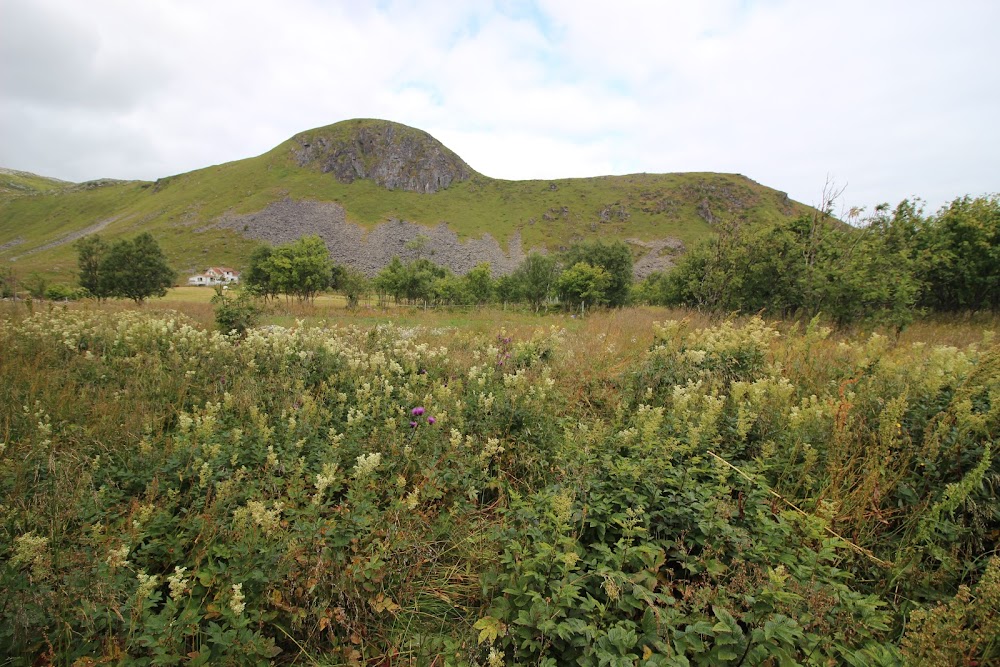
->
290 120 473 193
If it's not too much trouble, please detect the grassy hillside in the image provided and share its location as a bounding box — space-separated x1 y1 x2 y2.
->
0 119 812 284
0 168 72 198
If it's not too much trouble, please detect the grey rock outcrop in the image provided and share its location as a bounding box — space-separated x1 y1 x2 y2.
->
210 198 685 281
292 120 472 194
211 199 525 276
629 237 685 279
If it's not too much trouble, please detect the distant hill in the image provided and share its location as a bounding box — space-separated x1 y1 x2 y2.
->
0 119 813 283
0 168 73 198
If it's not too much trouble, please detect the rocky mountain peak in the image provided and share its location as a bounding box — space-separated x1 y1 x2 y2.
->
289 119 474 194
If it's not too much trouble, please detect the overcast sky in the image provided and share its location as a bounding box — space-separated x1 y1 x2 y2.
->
1 0 997 213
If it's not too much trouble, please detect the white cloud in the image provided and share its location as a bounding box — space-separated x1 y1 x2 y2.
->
0 0 996 211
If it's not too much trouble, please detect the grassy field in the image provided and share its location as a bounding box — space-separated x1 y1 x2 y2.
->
1 300 997 665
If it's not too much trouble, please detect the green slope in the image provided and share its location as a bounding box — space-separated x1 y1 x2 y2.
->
0 168 73 198
0 119 811 283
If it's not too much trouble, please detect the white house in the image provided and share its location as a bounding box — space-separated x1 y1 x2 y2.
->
187 266 241 286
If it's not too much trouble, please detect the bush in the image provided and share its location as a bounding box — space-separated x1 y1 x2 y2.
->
44 284 87 301
212 287 261 336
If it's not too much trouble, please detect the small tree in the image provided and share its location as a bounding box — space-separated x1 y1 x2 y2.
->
913 195 1000 312
337 266 370 308
494 274 520 305
511 252 558 311
374 257 407 305
212 286 261 336
266 236 331 301
244 245 279 300
556 262 611 311
463 263 495 305
99 232 176 303
561 240 633 307
74 235 109 300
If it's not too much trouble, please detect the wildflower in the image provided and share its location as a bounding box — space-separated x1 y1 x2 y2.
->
11 532 51 580
198 461 212 488
353 452 382 478
230 583 246 616
427 416 436 425
602 574 621 601
168 566 190 600
313 462 339 504
409 421 418 428
245 500 283 534
411 406 425 416
106 544 131 568
135 571 159 600
405 487 420 510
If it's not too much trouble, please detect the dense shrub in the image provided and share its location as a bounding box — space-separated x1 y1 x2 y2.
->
1 309 997 664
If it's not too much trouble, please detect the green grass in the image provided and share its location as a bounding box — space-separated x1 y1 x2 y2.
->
0 168 73 199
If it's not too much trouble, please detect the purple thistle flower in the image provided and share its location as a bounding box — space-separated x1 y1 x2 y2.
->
409 421 418 428
427 416 436 425
411 406 425 416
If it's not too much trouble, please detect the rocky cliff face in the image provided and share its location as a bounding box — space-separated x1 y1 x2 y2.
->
291 120 473 193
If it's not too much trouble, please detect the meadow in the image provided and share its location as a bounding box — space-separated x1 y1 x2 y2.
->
1 295 997 665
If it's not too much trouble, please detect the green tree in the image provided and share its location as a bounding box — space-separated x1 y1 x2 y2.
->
556 262 611 310
401 258 448 304
336 266 370 308
373 257 449 305
494 274 520 305
463 263 495 305
74 235 109 300
244 245 279 300
561 240 634 307
98 233 176 303
264 236 332 301
212 286 261 336
23 272 48 300
660 206 919 328
510 252 558 311
431 273 465 306
373 257 407 304
913 195 1000 311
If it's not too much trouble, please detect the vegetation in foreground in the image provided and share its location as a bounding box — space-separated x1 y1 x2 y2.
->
1 303 998 665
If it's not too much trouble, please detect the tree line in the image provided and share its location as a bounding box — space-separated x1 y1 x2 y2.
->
636 193 999 328
6 191 994 327
243 235 635 311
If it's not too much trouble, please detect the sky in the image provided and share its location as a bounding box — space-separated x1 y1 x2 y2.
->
1 0 997 214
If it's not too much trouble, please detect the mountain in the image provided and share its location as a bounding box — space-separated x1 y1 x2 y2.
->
0 119 811 283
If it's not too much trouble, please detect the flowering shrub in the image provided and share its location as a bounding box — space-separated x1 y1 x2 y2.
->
0 308 997 664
